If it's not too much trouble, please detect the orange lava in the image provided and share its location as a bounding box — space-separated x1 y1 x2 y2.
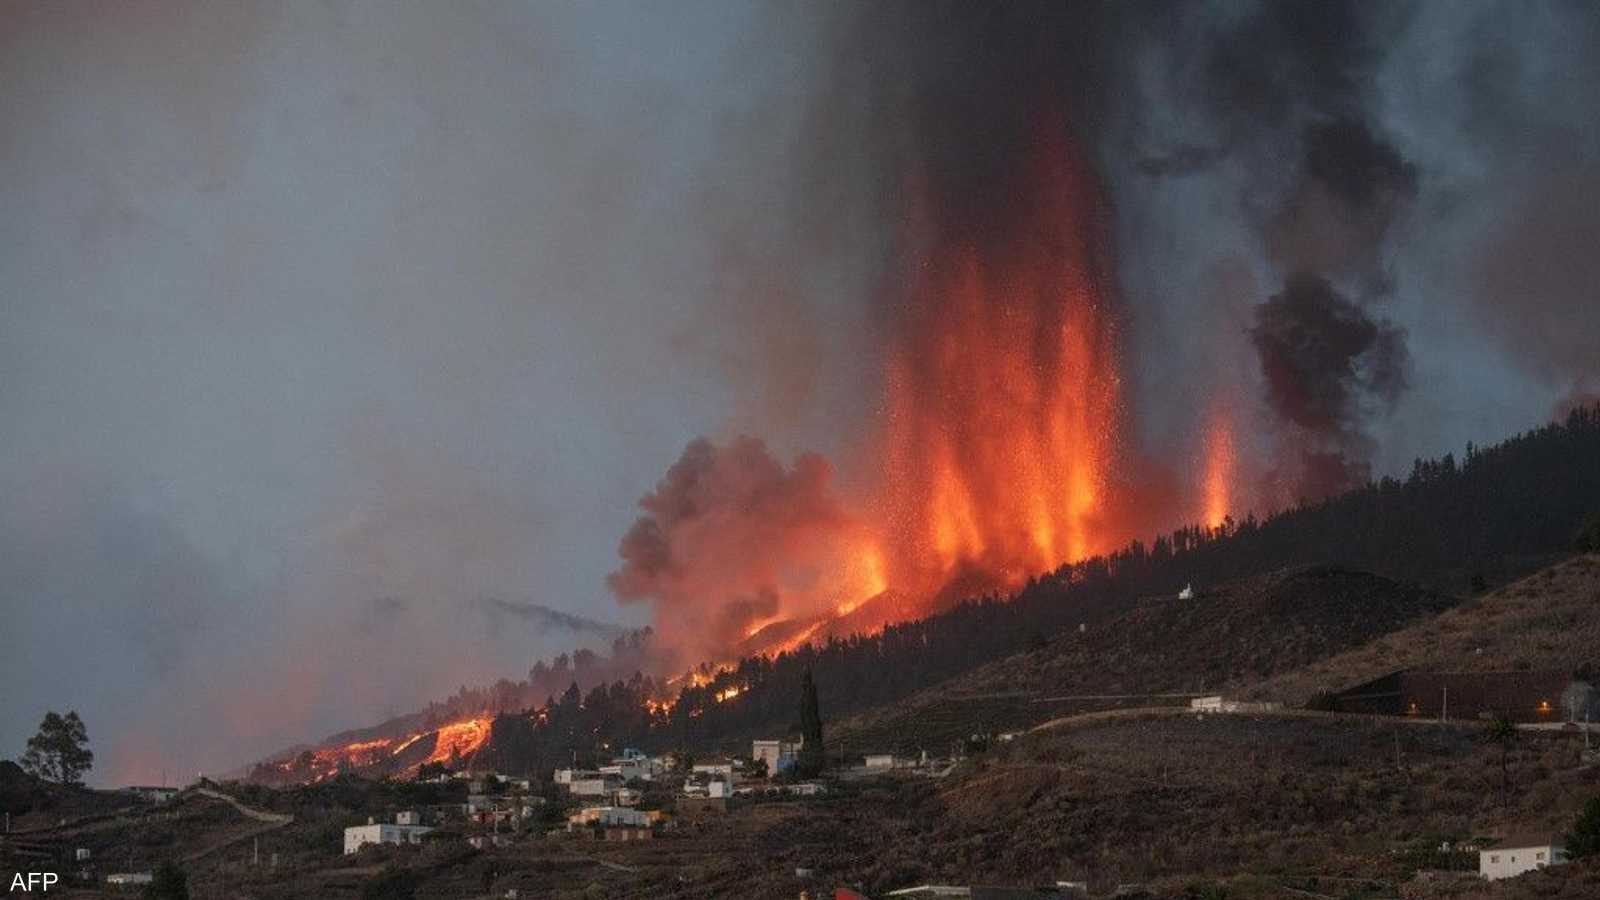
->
423 717 493 766
1202 405 1235 528
877 122 1123 599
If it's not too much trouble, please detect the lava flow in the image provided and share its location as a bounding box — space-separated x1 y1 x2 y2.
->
256 715 494 783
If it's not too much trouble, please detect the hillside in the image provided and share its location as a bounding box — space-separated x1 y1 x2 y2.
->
828 565 1459 754
10 715 1599 898
1243 553 1600 706
853 711 1600 896
247 406 1600 782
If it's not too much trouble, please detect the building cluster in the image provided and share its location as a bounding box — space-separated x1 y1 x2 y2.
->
343 771 544 855
343 813 433 855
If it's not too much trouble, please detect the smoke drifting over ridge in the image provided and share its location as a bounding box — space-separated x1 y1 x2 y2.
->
608 437 877 667
4 1 1599 781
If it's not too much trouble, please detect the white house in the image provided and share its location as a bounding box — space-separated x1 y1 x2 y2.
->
865 754 898 769
343 815 434 854
752 739 800 773
1189 696 1284 714
124 786 179 803
707 778 731 799
1480 835 1567 880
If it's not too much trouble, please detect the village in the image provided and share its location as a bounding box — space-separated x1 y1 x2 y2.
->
11 674 1584 900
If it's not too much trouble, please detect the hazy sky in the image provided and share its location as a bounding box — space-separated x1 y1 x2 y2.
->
3 1 1595 784
0 1 887 784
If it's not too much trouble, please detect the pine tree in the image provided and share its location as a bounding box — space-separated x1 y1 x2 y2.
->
796 670 824 777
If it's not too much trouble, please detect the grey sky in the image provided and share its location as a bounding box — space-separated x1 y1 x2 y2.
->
0 2 880 784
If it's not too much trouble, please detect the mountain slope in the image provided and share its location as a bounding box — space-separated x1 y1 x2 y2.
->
1243 552 1600 705
829 565 1459 753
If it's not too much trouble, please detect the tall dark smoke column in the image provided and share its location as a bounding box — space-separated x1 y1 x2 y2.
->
1174 1 1422 500
1251 273 1408 498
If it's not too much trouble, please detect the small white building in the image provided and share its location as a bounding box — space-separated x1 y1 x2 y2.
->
752 739 800 774
1479 835 1567 880
124 785 179 803
707 778 731 799
394 810 423 826
1189 696 1284 714
343 815 435 855
106 874 154 886
692 760 735 778
865 754 898 769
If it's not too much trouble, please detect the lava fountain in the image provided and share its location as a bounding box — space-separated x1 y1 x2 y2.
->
1202 403 1236 529
874 122 1125 602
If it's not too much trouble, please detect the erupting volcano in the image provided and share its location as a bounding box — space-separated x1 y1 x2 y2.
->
611 120 1164 666
875 125 1125 603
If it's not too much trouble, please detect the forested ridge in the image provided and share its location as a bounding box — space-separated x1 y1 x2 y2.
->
266 406 1600 778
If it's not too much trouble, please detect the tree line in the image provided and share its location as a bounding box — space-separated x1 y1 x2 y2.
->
458 404 1600 772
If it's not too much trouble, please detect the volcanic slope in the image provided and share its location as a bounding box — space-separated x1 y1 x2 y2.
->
829 565 1459 754
1242 552 1600 706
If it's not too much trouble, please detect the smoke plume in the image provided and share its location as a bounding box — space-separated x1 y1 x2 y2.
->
1250 273 1410 497
608 437 875 667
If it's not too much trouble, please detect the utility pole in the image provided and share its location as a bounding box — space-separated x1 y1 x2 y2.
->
1442 686 1448 723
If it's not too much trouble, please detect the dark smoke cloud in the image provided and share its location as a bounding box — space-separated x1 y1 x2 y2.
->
1268 118 1418 288
1251 273 1409 497
1108 1 1423 500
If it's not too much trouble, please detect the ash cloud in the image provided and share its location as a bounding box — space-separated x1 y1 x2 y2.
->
1250 273 1410 497
608 436 867 667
